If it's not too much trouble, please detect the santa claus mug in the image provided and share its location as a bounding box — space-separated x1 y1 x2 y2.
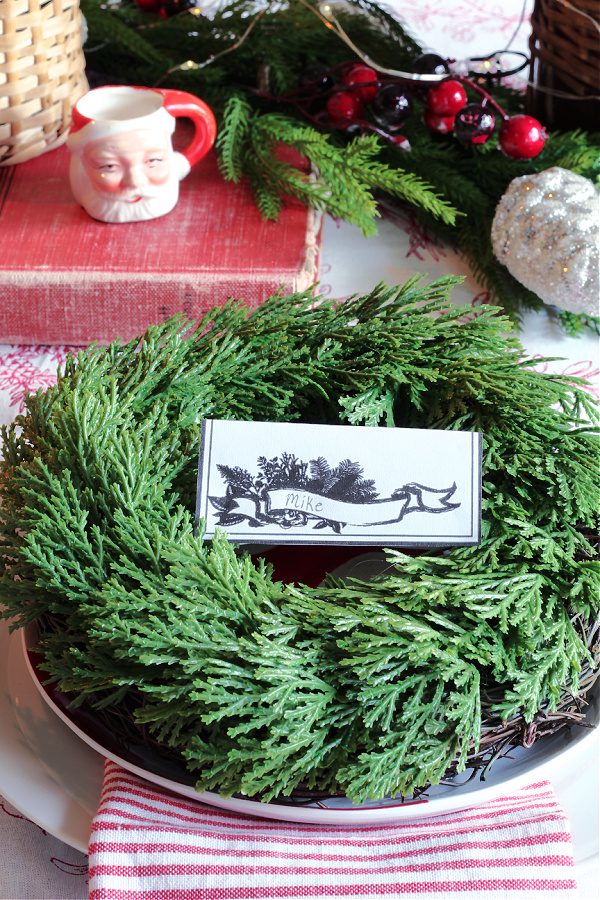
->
67 85 216 223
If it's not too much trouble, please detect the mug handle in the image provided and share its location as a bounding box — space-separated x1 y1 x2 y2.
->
155 89 217 168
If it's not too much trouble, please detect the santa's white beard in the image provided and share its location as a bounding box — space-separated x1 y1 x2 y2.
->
70 153 187 223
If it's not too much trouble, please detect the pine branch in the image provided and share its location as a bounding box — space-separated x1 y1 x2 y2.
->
216 94 253 182
556 308 600 337
81 0 167 67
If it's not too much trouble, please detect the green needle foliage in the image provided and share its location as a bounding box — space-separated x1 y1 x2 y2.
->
217 104 458 234
1 278 598 802
79 0 600 332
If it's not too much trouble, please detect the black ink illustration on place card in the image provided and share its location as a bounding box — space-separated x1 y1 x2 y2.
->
209 452 460 535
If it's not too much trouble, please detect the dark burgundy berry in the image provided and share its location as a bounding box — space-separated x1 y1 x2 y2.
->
326 90 363 123
341 64 379 103
426 80 468 117
302 65 335 94
453 103 496 145
136 0 164 11
372 83 413 131
424 109 455 134
499 114 547 159
412 53 450 76
162 0 198 15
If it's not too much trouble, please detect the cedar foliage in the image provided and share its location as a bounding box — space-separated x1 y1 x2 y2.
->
80 0 600 332
1 278 598 802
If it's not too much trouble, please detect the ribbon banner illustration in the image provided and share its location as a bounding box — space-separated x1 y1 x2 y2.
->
215 482 460 531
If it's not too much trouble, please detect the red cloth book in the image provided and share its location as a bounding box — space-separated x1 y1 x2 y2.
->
0 145 321 345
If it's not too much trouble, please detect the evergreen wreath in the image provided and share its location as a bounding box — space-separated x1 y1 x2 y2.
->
79 0 600 333
1 278 598 803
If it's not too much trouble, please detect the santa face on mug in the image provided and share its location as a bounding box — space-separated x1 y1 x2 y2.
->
69 123 190 223
68 85 216 223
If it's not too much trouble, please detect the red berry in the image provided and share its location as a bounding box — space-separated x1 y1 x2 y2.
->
326 91 363 123
424 109 455 134
426 80 468 116
341 64 379 103
499 114 547 159
136 0 164 9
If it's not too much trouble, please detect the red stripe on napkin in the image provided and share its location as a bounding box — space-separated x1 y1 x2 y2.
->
88 762 577 899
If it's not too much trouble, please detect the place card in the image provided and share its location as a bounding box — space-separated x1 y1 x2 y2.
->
196 420 482 546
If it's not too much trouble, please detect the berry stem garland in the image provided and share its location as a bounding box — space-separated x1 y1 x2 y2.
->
279 62 548 158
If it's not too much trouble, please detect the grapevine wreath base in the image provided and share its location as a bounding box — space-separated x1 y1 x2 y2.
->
1 278 598 804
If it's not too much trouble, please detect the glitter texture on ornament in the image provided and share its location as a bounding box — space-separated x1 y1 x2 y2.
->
491 167 599 317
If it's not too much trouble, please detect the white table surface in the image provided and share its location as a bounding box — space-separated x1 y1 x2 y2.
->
1 2 599 898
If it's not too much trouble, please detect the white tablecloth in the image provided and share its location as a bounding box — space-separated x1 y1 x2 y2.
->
1 2 598 898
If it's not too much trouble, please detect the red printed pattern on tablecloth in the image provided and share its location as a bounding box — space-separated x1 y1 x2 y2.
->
0 798 48 835
389 0 532 45
0 797 89 887
405 215 448 263
0 345 74 415
529 355 600 402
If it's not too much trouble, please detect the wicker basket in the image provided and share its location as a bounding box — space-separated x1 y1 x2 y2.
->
0 0 89 166
527 0 600 129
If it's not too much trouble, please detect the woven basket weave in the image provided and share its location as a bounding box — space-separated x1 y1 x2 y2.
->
0 0 88 166
527 0 600 129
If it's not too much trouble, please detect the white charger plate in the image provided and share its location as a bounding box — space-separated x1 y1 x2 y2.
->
2 614 599 896
5 603 599 849
0 619 102 853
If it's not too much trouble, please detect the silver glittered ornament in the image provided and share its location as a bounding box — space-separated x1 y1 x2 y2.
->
491 167 599 317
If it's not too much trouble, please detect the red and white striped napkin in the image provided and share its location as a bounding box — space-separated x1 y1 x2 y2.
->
88 761 578 900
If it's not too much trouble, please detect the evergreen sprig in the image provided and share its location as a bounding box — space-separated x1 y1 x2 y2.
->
250 116 458 233
1 279 598 802
216 94 253 182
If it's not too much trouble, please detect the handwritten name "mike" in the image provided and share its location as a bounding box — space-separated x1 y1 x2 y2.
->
282 491 324 514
